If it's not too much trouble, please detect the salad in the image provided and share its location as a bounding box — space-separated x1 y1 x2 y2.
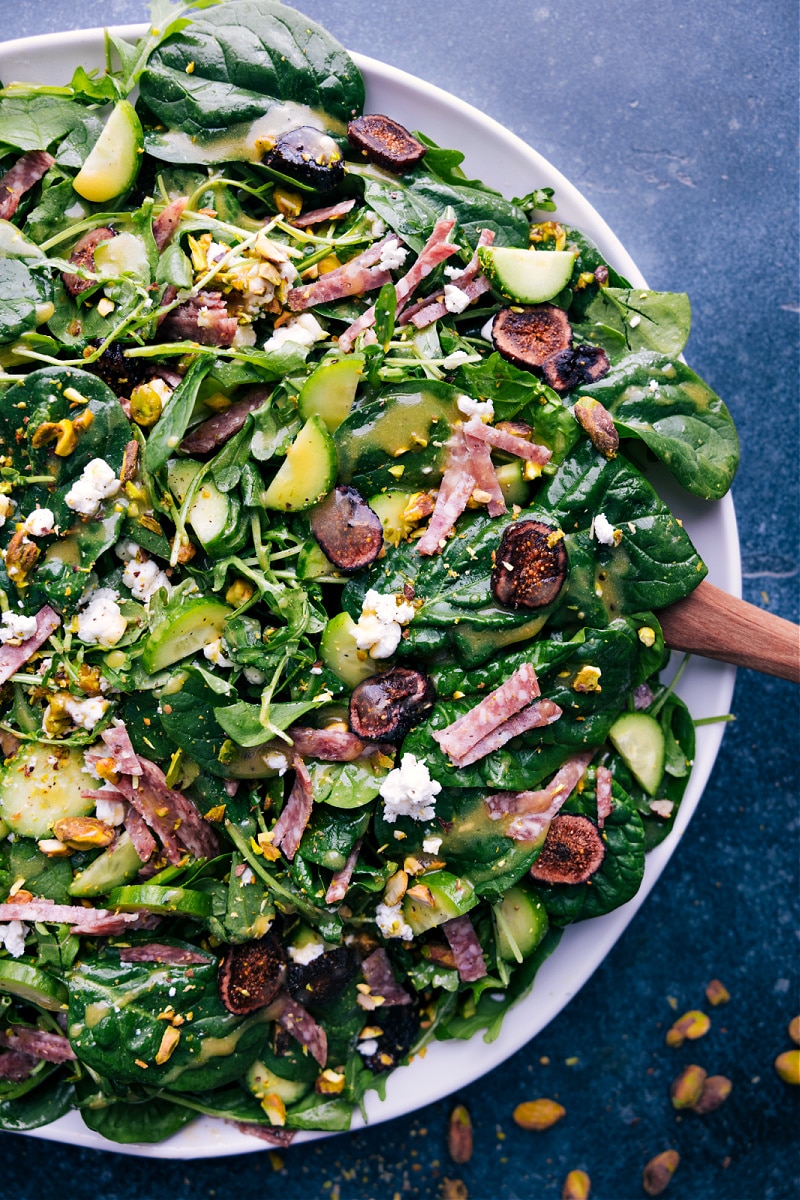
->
0 0 740 1147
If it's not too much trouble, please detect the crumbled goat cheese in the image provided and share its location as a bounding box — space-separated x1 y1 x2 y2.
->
378 240 407 271
22 508 55 537
279 260 298 283
457 394 494 422
374 902 414 941
379 753 442 824
77 588 127 647
95 795 126 826
115 540 140 561
122 555 171 602
649 799 675 819
264 312 327 353
0 495 15 527
352 589 415 660
480 315 496 341
358 1039 379 1056
592 512 616 547
443 264 465 278
422 836 443 855
442 350 471 370
64 458 120 517
240 866 255 886
62 696 109 731
243 666 267 686
0 611 38 645
288 939 326 965
203 637 233 669
367 214 386 239
443 283 471 314
265 752 289 776
0 920 28 958
648 378 660 393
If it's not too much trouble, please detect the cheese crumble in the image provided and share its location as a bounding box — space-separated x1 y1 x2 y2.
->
374 902 414 941
352 589 415 659
65 458 120 517
379 752 442 824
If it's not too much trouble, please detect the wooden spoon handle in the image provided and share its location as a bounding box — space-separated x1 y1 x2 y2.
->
659 580 800 683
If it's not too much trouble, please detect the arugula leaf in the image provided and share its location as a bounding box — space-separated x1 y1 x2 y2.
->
144 356 212 473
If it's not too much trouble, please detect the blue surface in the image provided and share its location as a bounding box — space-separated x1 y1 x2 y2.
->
3 2 799 1197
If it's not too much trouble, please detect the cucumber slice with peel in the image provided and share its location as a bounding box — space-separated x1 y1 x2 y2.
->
69 830 143 899
107 885 212 918
261 415 338 511
298 357 364 431
141 595 232 673
608 711 666 796
494 886 549 962
73 100 143 202
0 960 68 1011
320 611 376 688
246 1060 311 1106
0 746 95 838
477 246 575 304
168 459 245 555
402 870 477 935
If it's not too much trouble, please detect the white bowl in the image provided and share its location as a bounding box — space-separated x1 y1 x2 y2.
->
0 27 739 1158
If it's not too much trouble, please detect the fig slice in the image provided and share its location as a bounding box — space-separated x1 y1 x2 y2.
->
287 946 360 1007
218 932 287 1015
347 114 427 172
310 485 383 572
529 813 605 885
360 1000 420 1073
492 303 572 370
349 667 436 743
62 226 116 296
263 127 345 192
82 339 146 398
491 519 568 610
541 343 611 394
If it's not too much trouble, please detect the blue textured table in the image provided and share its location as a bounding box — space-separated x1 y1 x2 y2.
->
4 2 799 1197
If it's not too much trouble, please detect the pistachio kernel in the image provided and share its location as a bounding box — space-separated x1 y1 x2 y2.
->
562 1169 591 1200
788 1015 800 1046
642 1150 680 1197
441 1180 468 1200
669 1064 707 1110
52 816 115 850
775 1050 800 1085
692 1074 732 1114
705 978 730 1007
665 1009 710 1047
512 1098 566 1131
447 1104 473 1165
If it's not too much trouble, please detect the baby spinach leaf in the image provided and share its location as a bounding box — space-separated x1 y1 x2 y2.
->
139 1 364 137
406 176 529 249
300 806 370 871
307 759 389 810
78 1086 196 1144
0 1070 74 1131
0 97 85 153
0 258 48 343
573 351 740 500
7 839 73 903
144 356 213 474
579 287 692 358
285 1092 352 1131
159 673 230 776
455 352 580 458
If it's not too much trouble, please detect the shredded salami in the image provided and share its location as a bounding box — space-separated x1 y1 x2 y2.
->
0 1050 35 1081
288 726 391 762
118 943 212 965
0 901 148 932
268 991 327 1066
442 915 487 982
416 428 476 556
432 662 541 763
161 290 238 347
0 150 54 221
485 749 596 841
115 758 219 866
292 198 356 228
324 838 362 904
180 389 268 455
465 418 553 465
2 1026 76 1063
270 755 313 861
123 805 158 863
0 605 60 686
453 698 563 766
463 424 507 517
361 947 412 1006
595 765 614 828
226 1120 296 1146
399 227 495 327
152 197 188 251
287 235 396 311
99 720 142 776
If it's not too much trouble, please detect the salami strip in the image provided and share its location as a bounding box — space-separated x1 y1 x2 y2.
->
595 765 614 828
0 150 54 221
463 424 507 517
416 428 475 557
288 727 391 762
485 750 595 841
2 1027 76 1063
292 198 356 228
432 662 540 762
465 418 553 465
288 235 395 310
0 1050 34 1081
324 838 362 904
406 276 491 330
152 197 188 251
180 390 268 455
161 290 238 347
453 698 563 766
0 901 147 932
270 755 313 861
442 915 487 982
99 720 142 776
0 606 60 686
269 991 327 1066
360 947 412 1006
118 944 212 966
226 1120 296 1146
124 806 158 863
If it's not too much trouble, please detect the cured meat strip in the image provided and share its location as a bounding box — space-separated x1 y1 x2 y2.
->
432 662 540 762
226 1121 296 1146
0 150 54 221
2 1027 75 1063
360 948 412 1006
416 428 475 557
453 698 563 767
324 838 362 904
180 389 269 455
399 227 495 327
160 290 238 347
463 425 506 517
0 901 147 931
485 749 595 841
268 991 327 1066
0 606 60 686
115 758 219 865
100 721 141 776
270 755 313 861
0 1051 34 1081
442 915 487 982
124 806 157 863
596 765 614 828
288 727 391 762
119 944 212 965
465 419 553 466
152 197 188 251
292 198 356 228
408 276 491 330
287 235 396 311
338 217 459 352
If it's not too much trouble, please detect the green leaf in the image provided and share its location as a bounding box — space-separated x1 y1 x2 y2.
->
0 1070 74 1131
0 96 85 152
77 1083 196 1144
0 258 47 343
144 355 213 473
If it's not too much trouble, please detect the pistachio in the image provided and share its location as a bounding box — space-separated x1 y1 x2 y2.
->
4 529 40 585
705 979 730 1007
260 1092 287 1126
512 1098 566 1131
441 1180 468 1200
406 883 435 908
129 381 166 427
642 1150 680 1196
30 418 78 457
669 1063 707 1109
52 816 115 850
788 1015 800 1046
274 187 303 219
154 1023 181 1065
573 396 619 459
383 869 409 908
665 1010 710 1048
692 1074 732 1114
226 578 256 606
447 1104 473 1165
562 1169 591 1200
315 1068 345 1095
775 1050 800 1085
37 838 73 858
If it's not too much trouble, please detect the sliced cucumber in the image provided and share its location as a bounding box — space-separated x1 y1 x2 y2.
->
608 711 666 796
319 611 376 688
69 830 143 899
298 357 364 432
0 960 68 1011
246 1060 311 1106
495 461 528 507
141 595 232 673
261 416 338 511
0 746 95 839
477 246 575 304
402 870 477 935
107 885 212 918
168 459 246 555
368 491 417 546
297 542 342 581
73 100 144 203
94 232 150 281
494 886 549 962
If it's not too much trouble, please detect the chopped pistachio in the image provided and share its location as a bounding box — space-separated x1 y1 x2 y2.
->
512 1098 566 1131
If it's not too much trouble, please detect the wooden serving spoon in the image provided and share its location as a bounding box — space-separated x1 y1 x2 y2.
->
659 580 800 684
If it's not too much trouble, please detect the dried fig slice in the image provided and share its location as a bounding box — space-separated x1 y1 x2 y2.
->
491 519 568 610
310 485 383 572
82 339 146 398
287 946 360 1007
263 127 345 192
541 343 611 394
218 932 287 1015
573 396 619 458
349 667 436 743
347 114 427 172
529 813 605 885
62 227 116 296
360 1000 420 1073
492 303 572 370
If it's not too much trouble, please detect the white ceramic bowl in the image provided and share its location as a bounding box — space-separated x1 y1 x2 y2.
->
0 27 739 1158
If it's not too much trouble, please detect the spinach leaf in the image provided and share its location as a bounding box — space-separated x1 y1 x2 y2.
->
7 839 73 903
0 97 85 152
300 806 370 871
0 1070 74 1131
214 696 328 747
159 673 230 776
307 759 389 810
578 288 692 358
455 352 580 458
206 850 275 944
78 1085 196 1144
572 351 740 500
139 1 364 137
0 258 48 343
285 1092 352 1132
144 356 212 473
